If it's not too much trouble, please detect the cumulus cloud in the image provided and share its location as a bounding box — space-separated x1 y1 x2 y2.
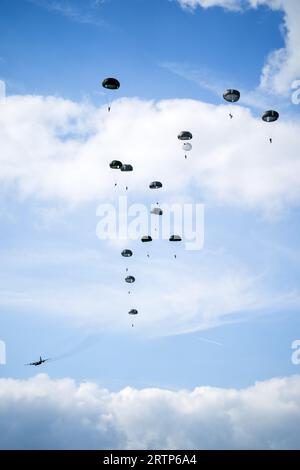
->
0 373 300 449
177 0 300 96
1 95 300 212
256 0 300 96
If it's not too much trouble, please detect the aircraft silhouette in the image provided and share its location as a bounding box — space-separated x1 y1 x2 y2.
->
25 356 50 366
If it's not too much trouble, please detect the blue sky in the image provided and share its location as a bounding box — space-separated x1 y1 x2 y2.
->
0 0 284 100
0 0 300 450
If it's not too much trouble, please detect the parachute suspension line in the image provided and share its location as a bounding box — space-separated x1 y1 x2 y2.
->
109 160 122 189
107 95 112 113
104 94 111 113
141 235 152 259
178 132 192 161
151 207 163 239
128 309 138 329
102 77 120 113
223 89 240 120
262 110 279 145
169 235 182 261
121 164 133 192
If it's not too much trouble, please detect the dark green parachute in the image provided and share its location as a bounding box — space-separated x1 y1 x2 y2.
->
262 110 279 143
102 78 120 112
102 78 120 90
262 110 279 122
149 181 162 189
223 89 240 103
110 160 122 169
128 309 138 315
121 164 133 172
125 276 135 283
151 207 163 216
169 235 182 242
121 249 133 257
141 235 152 242
178 131 192 141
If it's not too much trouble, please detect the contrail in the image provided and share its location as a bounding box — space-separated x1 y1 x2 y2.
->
198 336 223 347
50 335 100 362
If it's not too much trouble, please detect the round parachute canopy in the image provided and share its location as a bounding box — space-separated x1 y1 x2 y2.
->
178 131 192 141
183 142 192 152
262 110 279 123
121 164 133 172
141 235 152 242
169 235 182 242
121 249 133 257
125 276 135 284
151 207 163 216
102 77 120 90
128 309 138 315
110 160 122 169
223 89 240 103
149 181 163 189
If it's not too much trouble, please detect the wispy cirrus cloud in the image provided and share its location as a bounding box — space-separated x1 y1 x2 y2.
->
161 61 286 110
177 0 243 11
28 0 107 27
1 243 300 336
161 61 223 96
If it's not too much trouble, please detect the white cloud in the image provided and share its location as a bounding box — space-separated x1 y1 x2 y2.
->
0 245 299 336
162 61 284 110
29 0 106 27
1 94 300 336
0 80 6 103
162 61 223 96
177 0 300 96
1 95 300 213
178 0 243 11
255 0 300 96
0 374 300 449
